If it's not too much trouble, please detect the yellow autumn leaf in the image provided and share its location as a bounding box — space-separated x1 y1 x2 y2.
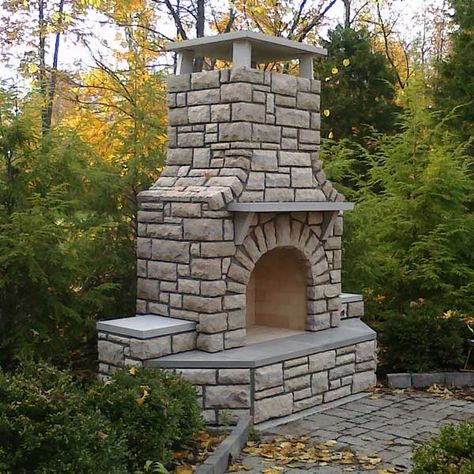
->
343 58 351 67
328 131 334 139
28 63 39 74
323 109 331 117
128 366 138 376
331 67 338 75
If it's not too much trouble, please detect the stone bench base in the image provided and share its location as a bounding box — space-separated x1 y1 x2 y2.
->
147 318 376 425
97 315 197 375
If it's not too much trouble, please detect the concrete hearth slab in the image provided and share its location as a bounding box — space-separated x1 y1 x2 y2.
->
97 315 196 339
146 319 375 369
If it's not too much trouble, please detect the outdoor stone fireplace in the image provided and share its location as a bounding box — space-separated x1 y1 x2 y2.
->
97 31 377 426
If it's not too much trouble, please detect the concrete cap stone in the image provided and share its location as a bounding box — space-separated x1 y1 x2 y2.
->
166 31 326 63
97 315 196 339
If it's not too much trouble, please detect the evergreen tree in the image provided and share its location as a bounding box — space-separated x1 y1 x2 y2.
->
315 26 400 142
435 0 474 141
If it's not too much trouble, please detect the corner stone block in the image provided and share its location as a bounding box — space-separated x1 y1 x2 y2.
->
352 370 376 392
254 393 293 423
224 329 245 349
129 337 171 360
172 332 196 353
356 340 376 363
197 332 224 352
98 340 125 366
167 74 191 92
255 364 283 391
199 313 227 333
219 122 252 141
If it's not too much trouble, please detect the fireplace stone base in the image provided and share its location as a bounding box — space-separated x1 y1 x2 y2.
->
97 317 376 426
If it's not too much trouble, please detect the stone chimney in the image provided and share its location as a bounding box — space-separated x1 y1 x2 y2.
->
135 31 353 352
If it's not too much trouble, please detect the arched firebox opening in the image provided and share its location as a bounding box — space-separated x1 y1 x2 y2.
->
246 247 308 344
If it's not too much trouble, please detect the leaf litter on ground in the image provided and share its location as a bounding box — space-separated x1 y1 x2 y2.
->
172 430 226 473
228 435 407 472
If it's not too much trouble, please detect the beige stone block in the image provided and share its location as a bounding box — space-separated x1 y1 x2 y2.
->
219 122 252 141
324 385 351 402
356 340 375 362
218 369 250 384
232 102 265 122
309 350 336 372
147 261 177 281
224 328 245 348
187 89 220 105
183 219 223 241
172 332 196 353
129 337 171 359
98 340 124 366
199 313 227 333
252 150 278 171
177 368 216 385
152 240 190 263
312 371 329 394
205 385 250 408
197 332 224 352
190 258 221 280
255 364 283 391
183 294 222 313
254 393 293 423
137 278 159 300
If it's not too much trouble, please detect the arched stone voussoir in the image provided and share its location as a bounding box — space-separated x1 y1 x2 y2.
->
228 215 329 289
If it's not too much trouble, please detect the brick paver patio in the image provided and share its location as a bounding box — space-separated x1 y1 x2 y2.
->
233 390 474 473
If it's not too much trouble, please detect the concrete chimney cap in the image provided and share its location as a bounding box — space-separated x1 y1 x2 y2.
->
165 30 327 63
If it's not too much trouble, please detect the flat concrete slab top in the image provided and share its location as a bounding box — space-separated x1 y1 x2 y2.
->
165 31 326 63
228 201 354 212
340 292 363 303
97 315 196 339
147 319 375 369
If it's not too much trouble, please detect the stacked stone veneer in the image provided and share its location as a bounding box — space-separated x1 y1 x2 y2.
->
136 67 345 352
97 328 196 375
169 339 376 425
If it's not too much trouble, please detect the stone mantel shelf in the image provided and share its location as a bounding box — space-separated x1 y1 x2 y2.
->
146 318 375 369
228 201 354 244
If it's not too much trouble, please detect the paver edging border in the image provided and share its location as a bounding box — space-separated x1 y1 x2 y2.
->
387 371 474 389
195 414 252 474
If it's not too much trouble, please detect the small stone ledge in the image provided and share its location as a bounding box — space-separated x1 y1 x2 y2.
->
195 414 252 474
340 293 364 319
387 372 474 388
146 319 375 369
228 201 354 212
97 315 196 339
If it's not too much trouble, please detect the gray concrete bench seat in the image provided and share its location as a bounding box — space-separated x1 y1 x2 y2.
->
97 314 196 339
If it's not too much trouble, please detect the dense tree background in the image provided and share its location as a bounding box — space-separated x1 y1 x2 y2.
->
0 0 472 370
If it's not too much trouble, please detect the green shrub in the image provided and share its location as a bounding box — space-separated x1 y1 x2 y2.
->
0 363 128 473
88 367 203 471
0 364 203 473
378 304 469 373
412 422 474 474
